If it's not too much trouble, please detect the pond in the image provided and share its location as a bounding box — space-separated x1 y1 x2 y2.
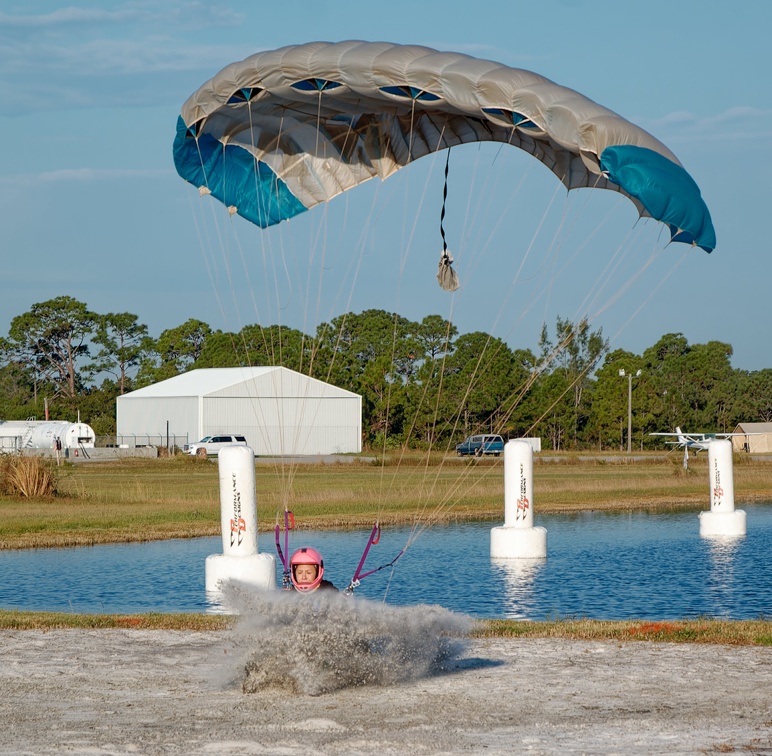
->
1 505 771 621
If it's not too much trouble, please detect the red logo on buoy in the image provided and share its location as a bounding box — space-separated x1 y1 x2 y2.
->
230 517 246 547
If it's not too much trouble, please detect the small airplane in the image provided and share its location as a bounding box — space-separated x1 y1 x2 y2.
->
649 427 749 469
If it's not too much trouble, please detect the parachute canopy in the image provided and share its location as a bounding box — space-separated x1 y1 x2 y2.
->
173 40 715 252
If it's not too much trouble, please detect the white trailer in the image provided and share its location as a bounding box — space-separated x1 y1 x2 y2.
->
0 420 96 451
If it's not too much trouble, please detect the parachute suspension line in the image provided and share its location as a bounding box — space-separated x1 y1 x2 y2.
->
374 140 460 518
571 217 639 324
418 149 532 494
407 99 416 164
190 140 246 341
190 141 294 499
488 180 566 340
540 173 621 323
533 187 581 328
437 148 460 291
588 230 668 325
387 145 548 547
253 107 303 501
241 101 272 343
314 89 323 159
404 157 609 544
185 187 235 350
605 242 688 346
463 162 538 338
406 331 584 546
358 138 455 537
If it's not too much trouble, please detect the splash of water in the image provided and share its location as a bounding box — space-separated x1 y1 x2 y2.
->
223 585 472 696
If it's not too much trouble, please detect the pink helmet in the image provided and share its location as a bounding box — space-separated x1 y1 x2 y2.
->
290 547 324 592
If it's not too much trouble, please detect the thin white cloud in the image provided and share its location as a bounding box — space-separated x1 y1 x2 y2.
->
0 7 143 27
635 106 772 145
0 1 243 30
3 37 244 75
648 106 771 129
0 167 172 187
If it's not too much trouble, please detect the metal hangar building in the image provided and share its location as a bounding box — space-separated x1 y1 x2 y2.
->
116 367 362 456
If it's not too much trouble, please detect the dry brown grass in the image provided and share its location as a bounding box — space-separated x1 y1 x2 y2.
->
0 609 230 631
0 454 58 498
474 617 772 646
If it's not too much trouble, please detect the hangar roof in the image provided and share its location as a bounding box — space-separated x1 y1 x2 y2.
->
121 367 359 400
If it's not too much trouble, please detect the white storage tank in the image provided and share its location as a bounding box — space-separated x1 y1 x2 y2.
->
0 420 96 450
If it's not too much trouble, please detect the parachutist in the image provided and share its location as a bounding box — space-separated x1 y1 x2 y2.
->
290 547 338 593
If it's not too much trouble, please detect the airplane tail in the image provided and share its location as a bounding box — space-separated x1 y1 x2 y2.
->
675 427 688 445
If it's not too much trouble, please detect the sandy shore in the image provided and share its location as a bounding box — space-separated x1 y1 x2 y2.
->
2 629 771 755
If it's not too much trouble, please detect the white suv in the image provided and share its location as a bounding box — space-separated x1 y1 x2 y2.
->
184 434 248 456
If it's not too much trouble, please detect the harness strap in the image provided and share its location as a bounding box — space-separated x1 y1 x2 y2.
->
344 522 406 594
274 508 294 589
350 522 380 585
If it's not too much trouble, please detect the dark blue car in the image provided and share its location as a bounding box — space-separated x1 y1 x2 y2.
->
456 434 505 457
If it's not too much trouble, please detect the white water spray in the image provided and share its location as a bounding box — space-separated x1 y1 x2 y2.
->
225 587 471 696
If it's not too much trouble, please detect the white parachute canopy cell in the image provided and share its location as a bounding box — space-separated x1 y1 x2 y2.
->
173 40 715 254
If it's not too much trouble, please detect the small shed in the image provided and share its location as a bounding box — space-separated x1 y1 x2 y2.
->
116 367 362 455
730 422 772 453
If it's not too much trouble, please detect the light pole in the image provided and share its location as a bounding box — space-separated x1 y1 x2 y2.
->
619 369 641 454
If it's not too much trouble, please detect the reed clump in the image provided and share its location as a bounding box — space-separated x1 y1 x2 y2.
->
0 454 58 498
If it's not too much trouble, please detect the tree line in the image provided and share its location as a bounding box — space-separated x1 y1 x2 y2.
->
1 295 770 450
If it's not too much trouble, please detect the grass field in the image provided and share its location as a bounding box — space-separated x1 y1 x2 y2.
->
0 451 770 549
0 610 769 645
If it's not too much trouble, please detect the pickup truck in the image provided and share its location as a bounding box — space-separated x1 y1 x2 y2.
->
456 434 505 457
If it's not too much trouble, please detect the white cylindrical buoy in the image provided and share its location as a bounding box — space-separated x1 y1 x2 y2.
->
205 445 275 595
699 439 746 537
491 440 547 559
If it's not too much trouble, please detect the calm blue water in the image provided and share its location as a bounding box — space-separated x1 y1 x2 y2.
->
1 505 770 620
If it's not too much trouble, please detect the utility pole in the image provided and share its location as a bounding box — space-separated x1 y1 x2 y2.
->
619 369 642 454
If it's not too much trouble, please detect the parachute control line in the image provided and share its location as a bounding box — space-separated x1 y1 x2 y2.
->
490 440 547 559
205 445 275 601
437 149 460 292
699 439 746 537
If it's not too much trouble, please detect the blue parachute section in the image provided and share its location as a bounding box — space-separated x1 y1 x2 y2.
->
600 146 715 252
173 116 306 228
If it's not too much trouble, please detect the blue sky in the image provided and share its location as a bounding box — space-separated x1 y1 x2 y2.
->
2 0 771 371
